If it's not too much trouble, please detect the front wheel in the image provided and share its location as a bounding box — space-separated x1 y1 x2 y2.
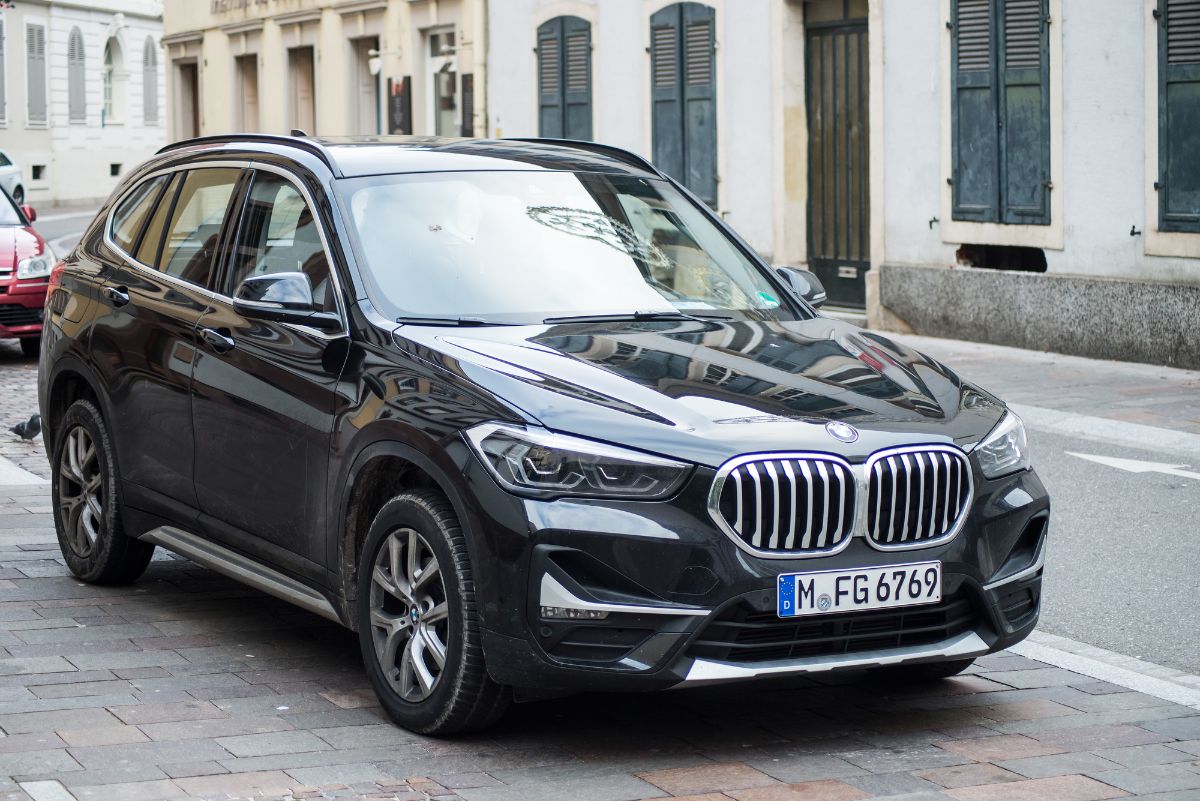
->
51 399 155 583
356 490 509 735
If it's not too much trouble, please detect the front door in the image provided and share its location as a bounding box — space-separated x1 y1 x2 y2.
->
806 1 869 308
190 168 348 574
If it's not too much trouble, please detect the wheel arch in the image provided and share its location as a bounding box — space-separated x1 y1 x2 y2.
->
43 356 111 453
335 433 480 628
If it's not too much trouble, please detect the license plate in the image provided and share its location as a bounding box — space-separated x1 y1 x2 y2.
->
777 561 942 618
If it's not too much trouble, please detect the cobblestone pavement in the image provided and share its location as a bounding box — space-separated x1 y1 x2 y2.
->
3 340 1200 800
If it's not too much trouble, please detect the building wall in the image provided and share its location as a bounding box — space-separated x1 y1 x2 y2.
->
486 0 778 261
163 0 487 142
0 1 165 207
878 0 1200 284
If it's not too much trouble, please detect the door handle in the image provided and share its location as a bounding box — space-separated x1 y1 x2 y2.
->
200 327 236 354
104 286 130 307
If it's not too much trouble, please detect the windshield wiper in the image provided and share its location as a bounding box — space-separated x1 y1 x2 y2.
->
543 310 734 325
395 316 517 327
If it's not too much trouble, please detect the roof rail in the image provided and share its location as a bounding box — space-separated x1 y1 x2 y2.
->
507 138 661 176
157 134 341 176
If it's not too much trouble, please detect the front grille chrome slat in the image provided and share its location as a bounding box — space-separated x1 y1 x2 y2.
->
710 445 973 559
712 453 855 558
867 446 973 551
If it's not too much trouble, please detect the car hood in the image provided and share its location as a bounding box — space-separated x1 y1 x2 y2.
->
0 225 43 270
394 317 1006 468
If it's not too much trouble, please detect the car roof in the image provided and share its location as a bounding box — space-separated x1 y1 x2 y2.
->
156 135 662 180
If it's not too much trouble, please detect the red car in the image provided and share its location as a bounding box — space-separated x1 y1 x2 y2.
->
0 191 54 357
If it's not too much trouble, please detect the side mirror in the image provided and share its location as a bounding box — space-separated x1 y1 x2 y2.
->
776 267 828 309
233 272 341 331
20 205 36 223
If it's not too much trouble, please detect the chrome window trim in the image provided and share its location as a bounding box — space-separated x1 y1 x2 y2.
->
706 443 975 559
862 444 974 553
101 159 351 338
706 451 859 561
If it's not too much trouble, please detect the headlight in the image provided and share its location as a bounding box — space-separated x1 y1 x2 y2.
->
17 247 55 280
974 411 1029 478
465 422 691 499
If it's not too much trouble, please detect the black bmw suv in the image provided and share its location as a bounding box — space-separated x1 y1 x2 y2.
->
39 135 1049 734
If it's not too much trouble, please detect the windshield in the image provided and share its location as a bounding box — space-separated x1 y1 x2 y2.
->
337 171 804 324
0 192 20 226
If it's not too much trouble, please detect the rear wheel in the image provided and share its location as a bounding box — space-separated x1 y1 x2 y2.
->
19 337 39 359
52 400 155 584
356 490 509 735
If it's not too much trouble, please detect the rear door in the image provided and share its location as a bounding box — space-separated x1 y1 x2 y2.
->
190 166 350 576
89 165 246 522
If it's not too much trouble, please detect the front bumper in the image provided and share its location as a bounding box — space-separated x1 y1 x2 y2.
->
455 442 1049 693
0 282 48 337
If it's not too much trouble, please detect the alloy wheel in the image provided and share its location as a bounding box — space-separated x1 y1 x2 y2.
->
57 426 103 558
368 527 450 702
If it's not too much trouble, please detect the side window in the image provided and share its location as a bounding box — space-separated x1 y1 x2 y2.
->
156 168 242 287
110 175 169 253
135 173 181 267
227 172 334 311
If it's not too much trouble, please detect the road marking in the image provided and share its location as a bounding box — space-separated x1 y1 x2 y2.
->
1012 403 1200 459
1065 451 1200 481
0 454 48 485
1012 630 1200 712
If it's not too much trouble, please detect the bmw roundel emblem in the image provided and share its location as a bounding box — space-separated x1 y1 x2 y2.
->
825 421 859 443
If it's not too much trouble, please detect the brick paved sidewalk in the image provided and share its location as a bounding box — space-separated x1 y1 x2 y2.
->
1 479 1198 801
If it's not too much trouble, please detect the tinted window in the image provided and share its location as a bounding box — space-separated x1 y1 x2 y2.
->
157 168 241 286
111 175 169 253
227 172 333 311
135 173 181 266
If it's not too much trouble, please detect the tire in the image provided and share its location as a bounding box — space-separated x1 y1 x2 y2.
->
868 657 976 683
356 489 510 735
19 337 39 359
51 399 155 584
12 186 23 206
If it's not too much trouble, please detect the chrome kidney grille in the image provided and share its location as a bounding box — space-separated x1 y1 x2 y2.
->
708 446 973 558
866 447 972 548
711 455 856 556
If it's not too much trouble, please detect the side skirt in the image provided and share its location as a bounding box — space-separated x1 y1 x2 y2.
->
139 526 346 625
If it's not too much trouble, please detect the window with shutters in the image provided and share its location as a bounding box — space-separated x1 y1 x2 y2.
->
68 27 86 124
25 23 47 125
1158 0 1200 233
951 0 1050 225
536 16 592 140
143 37 158 125
650 2 717 207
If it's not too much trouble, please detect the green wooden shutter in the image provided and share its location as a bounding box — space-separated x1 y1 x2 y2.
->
651 6 684 183
1159 0 1200 232
652 3 717 207
562 16 592 140
952 0 1000 221
1000 0 1050 224
951 0 1049 225
682 3 717 206
537 18 563 137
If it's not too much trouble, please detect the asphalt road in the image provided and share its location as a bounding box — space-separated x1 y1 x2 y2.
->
15 213 1200 678
1030 429 1200 674
31 207 99 256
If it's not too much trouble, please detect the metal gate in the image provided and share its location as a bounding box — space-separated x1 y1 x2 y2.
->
806 13 869 308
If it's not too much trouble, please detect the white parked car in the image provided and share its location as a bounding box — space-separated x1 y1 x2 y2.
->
0 150 25 206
